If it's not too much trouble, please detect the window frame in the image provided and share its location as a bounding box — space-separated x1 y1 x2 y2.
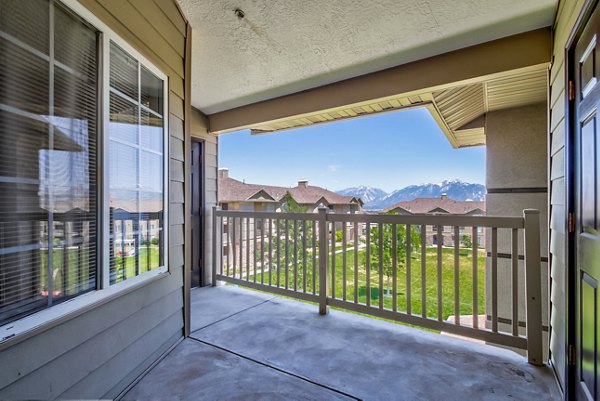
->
103 39 169 287
0 0 170 342
71 0 170 289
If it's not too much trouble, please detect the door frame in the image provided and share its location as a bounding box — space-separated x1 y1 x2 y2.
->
566 1 600 399
191 138 206 288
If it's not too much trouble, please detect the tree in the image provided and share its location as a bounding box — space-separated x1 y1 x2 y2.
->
461 234 472 249
362 214 421 297
265 194 314 288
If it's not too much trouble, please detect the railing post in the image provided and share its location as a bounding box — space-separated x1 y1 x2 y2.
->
318 207 329 315
523 209 543 365
212 206 219 287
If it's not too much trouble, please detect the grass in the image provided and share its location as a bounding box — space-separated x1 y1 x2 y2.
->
39 246 160 295
236 246 485 322
112 247 161 282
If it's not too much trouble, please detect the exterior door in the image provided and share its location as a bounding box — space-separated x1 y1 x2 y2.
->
191 140 204 287
575 4 600 399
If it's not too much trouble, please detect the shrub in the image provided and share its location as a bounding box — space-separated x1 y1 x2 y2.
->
461 234 472 248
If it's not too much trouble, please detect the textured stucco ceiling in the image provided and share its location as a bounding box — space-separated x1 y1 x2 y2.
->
178 0 557 115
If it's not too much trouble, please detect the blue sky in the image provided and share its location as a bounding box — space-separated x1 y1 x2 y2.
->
219 107 485 193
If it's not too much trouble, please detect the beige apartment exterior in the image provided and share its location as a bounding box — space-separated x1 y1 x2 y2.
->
385 195 486 247
0 0 597 400
218 168 363 214
218 168 362 267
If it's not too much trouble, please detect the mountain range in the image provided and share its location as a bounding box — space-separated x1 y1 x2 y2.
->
337 180 486 210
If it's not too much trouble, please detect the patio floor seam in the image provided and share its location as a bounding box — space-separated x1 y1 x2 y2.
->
188 336 362 401
190 295 277 336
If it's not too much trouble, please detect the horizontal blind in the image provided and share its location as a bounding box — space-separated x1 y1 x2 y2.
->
108 42 165 284
0 0 98 325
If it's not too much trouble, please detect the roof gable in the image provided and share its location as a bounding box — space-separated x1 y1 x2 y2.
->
428 207 450 214
248 189 276 201
384 197 485 215
218 175 362 208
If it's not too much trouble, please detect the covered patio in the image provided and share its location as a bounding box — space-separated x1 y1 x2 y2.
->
124 285 559 401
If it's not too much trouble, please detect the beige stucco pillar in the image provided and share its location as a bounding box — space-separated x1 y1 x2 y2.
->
484 102 549 359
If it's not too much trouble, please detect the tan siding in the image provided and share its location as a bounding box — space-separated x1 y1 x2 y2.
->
0 1 189 399
169 90 185 120
191 108 218 285
170 137 184 162
170 245 185 268
548 0 585 389
170 114 184 140
70 322 182 400
551 122 565 157
550 96 566 132
170 224 185 246
551 177 566 206
550 62 565 108
554 0 586 57
170 74 185 100
170 204 185 225
551 150 565 180
153 0 186 35
170 181 185 203
0 269 184 397
170 159 184 182
551 206 566 233
94 0 184 76
1 290 182 398
79 0 184 79
128 0 185 56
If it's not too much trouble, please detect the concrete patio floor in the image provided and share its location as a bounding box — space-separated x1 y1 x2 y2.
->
123 285 560 401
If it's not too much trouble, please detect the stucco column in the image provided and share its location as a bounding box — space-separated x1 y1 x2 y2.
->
485 102 548 358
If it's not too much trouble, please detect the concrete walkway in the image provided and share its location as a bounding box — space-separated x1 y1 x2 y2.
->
124 286 560 401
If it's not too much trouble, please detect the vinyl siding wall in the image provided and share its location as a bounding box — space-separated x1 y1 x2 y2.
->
549 0 585 390
191 108 218 285
0 0 189 398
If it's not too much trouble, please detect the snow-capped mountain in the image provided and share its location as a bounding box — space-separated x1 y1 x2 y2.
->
337 180 485 210
336 186 387 204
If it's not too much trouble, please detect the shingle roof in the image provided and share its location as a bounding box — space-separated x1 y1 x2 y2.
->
384 198 485 215
218 176 360 206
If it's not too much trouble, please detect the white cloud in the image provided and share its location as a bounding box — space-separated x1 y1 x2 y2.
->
327 164 342 173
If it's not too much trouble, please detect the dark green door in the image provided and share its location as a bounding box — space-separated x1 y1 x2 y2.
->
575 5 600 399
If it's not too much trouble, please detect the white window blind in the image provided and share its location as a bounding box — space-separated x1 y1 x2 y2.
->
108 42 165 284
0 0 99 324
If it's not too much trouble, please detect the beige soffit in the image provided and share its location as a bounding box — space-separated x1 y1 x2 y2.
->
246 63 547 148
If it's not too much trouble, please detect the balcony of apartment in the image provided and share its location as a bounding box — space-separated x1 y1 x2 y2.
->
124 209 559 400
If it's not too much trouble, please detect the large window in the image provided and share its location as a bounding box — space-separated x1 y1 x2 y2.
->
0 0 168 327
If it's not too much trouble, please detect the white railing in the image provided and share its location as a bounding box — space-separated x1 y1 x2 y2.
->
212 207 543 365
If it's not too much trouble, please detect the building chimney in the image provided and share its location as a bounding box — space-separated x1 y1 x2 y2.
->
298 180 308 188
219 168 229 179
441 193 447 200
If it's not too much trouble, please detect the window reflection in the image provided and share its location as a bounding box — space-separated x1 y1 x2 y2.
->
108 42 164 284
0 0 98 325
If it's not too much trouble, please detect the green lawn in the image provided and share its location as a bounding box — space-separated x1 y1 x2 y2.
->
40 246 160 294
112 247 161 282
241 246 485 321
40 247 93 296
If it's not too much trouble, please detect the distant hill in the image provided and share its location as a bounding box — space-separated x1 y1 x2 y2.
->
337 180 485 210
